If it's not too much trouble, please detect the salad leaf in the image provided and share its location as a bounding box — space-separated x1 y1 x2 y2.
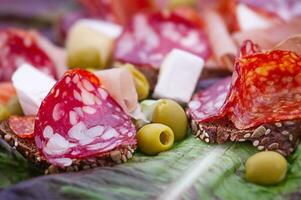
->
0 139 37 188
1 134 301 200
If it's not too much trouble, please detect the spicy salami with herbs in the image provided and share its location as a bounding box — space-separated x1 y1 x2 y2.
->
34 69 136 167
187 40 301 155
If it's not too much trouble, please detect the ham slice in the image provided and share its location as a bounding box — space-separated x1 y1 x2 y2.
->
95 68 138 114
232 19 301 50
203 9 237 70
273 34 301 55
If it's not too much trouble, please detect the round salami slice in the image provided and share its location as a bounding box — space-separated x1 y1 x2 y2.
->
187 77 231 122
8 115 35 138
0 28 57 82
114 11 211 69
34 69 136 167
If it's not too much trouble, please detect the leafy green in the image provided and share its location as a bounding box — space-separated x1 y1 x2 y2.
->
0 140 37 188
0 134 301 199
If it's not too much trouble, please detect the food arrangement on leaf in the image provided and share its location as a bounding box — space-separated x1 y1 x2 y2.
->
0 0 301 199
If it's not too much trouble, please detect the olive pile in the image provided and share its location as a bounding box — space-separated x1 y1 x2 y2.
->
137 99 188 155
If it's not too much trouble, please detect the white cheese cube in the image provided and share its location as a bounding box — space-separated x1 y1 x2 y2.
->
153 49 204 103
12 63 56 115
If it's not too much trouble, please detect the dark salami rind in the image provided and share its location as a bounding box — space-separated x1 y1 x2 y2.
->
34 69 137 167
8 115 35 138
114 11 211 69
0 28 57 82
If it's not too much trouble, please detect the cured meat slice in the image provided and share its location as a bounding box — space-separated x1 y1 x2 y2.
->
189 41 301 129
8 115 35 138
114 11 211 69
34 69 136 167
79 0 156 25
219 0 281 32
229 49 301 129
188 41 301 155
232 18 301 51
203 9 237 70
95 67 138 114
187 77 231 123
0 28 57 82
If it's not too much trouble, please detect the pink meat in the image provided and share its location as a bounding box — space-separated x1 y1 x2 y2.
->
34 69 136 167
0 28 57 82
114 12 211 69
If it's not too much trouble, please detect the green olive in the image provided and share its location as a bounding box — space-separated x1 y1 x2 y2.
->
66 22 114 69
152 99 188 141
125 64 150 100
0 105 10 122
7 96 23 115
137 123 174 155
245 151 287 185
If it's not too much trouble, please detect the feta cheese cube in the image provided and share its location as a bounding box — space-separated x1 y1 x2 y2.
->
153 49 204 103
12 64 56 115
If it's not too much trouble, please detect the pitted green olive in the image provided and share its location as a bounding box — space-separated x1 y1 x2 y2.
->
245 151 287 185
137 123 174 155
125 64 150 100
152 99 188 141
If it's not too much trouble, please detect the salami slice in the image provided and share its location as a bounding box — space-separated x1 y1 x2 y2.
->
187 77 231 123
114 11 211 69
8 115 35 138
0 28 57 82
34 69 136 167
188 40 301 130
79 0 156 25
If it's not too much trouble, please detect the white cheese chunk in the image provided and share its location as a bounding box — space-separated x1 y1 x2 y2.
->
153 49 204 104
237 4 274 31
12 63 56 115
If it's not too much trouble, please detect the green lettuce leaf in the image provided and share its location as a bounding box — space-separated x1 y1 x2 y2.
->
1 134 301 199
0 139 37 188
